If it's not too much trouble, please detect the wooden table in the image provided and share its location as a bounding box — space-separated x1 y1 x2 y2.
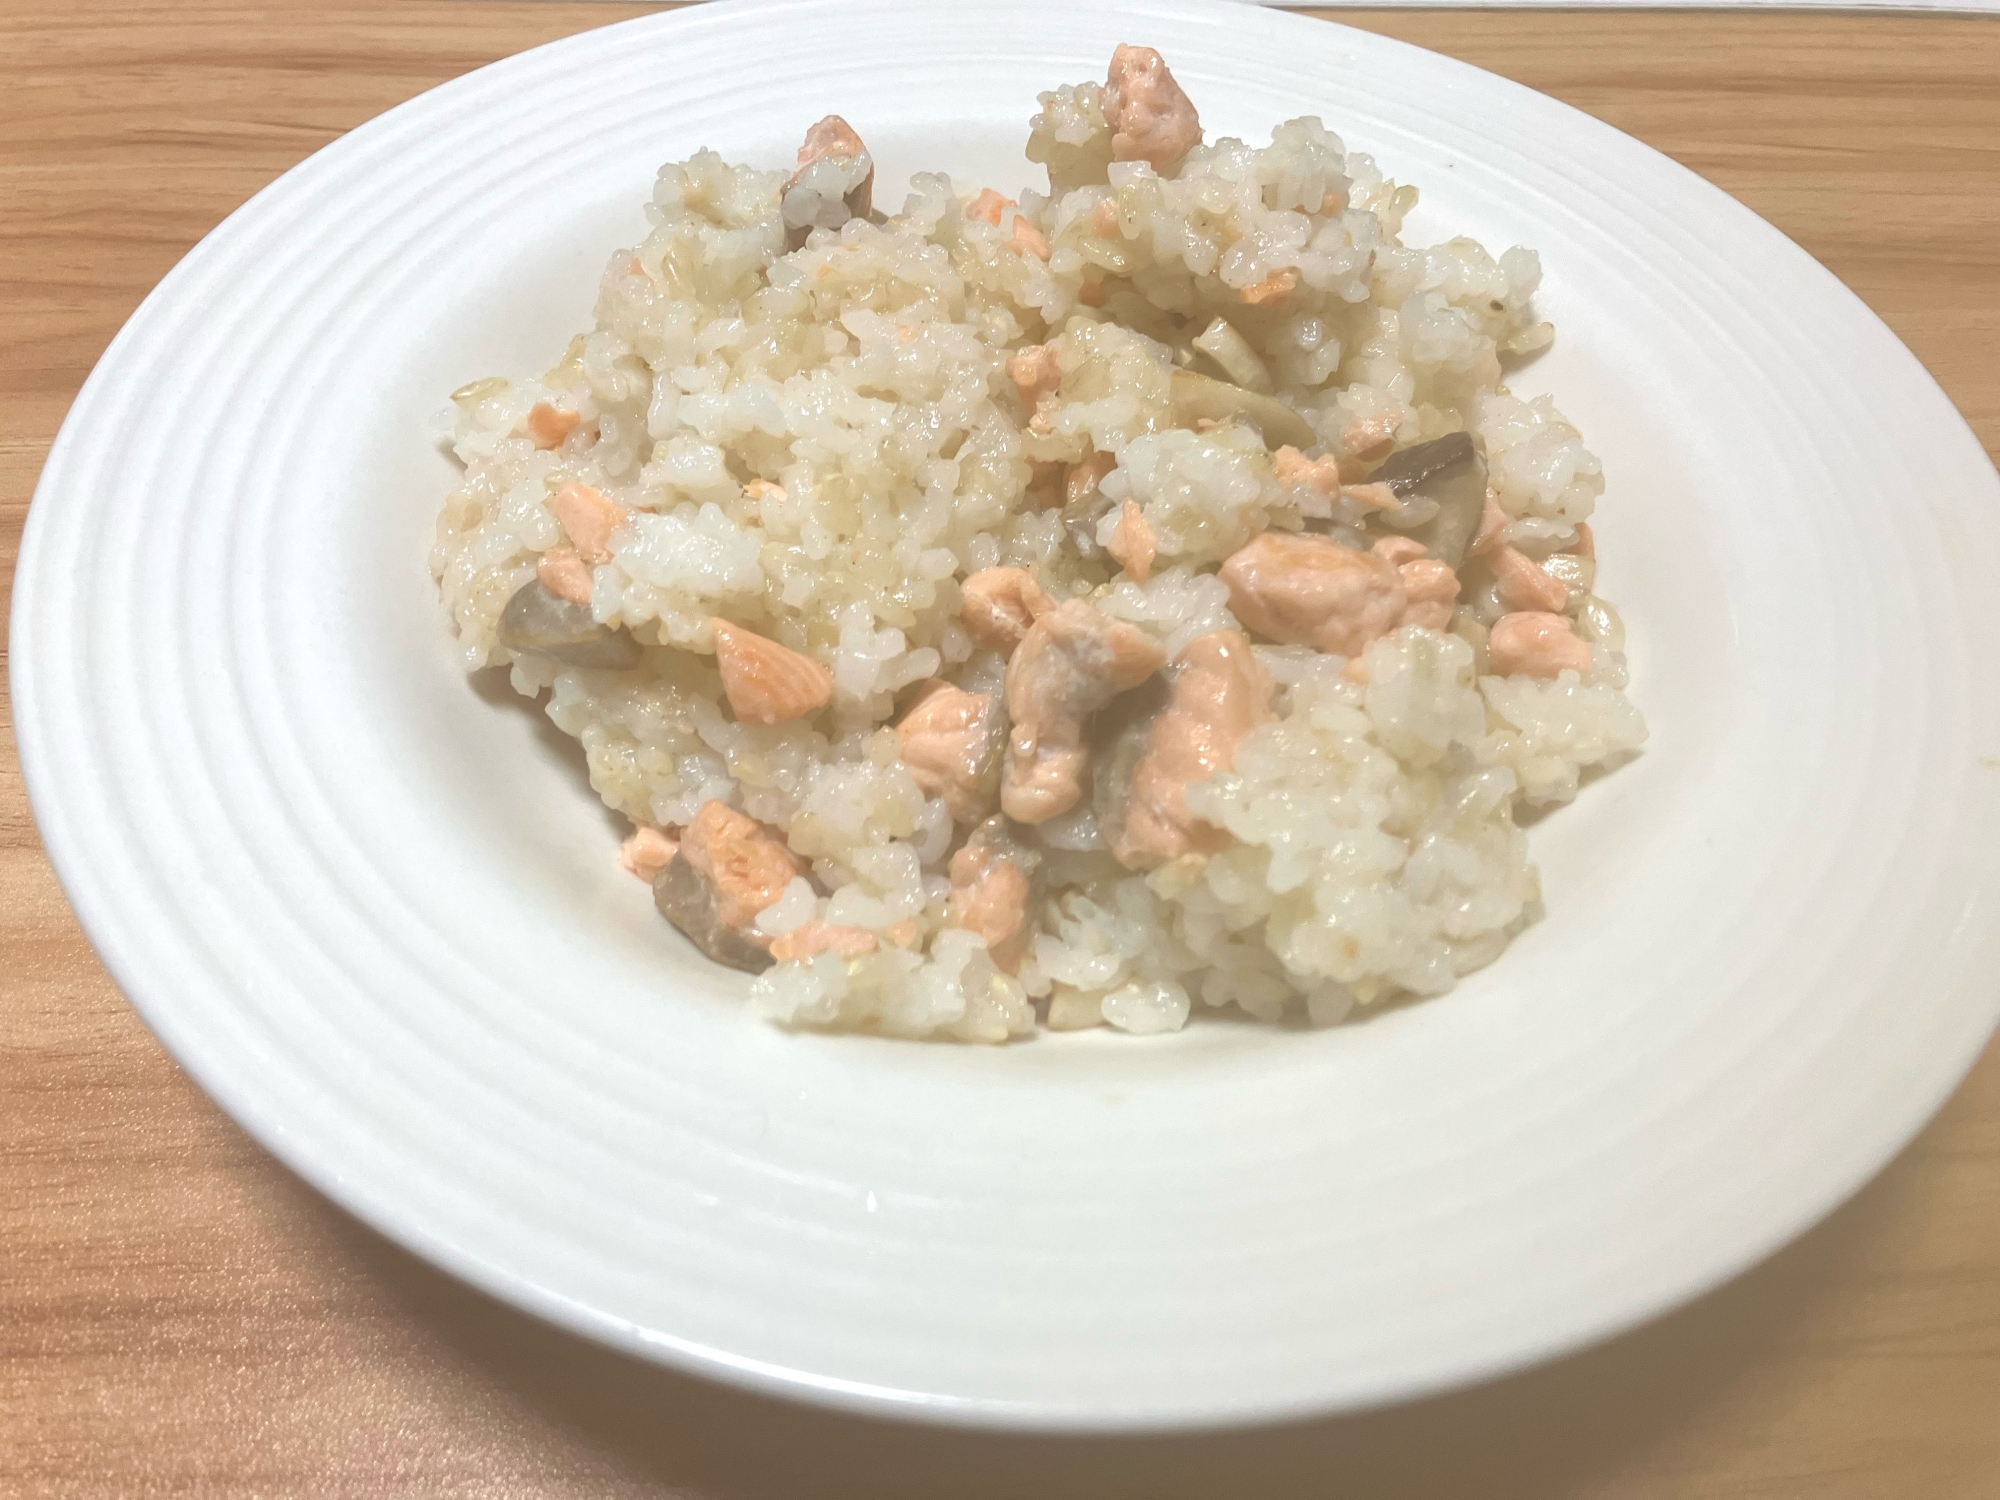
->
4 4 1996 1494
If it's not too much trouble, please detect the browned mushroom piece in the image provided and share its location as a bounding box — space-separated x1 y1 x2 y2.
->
1000 599 1166 825
1054 453 1120 561
1190 316 1273 394
652 855 776 973
651 801 804 974
1060 480 1118 562
1168 369 1318 451
1367 432 1488 568
496 579 643 670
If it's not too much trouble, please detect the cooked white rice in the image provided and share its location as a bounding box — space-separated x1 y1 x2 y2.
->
430 52 1645 1042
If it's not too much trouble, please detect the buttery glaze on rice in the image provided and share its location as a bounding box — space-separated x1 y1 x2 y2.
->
430 47 1647 1041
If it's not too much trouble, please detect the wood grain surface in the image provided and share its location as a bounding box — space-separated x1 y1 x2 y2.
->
3 4 1997 1495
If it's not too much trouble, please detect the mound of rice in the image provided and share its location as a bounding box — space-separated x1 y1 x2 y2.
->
430 48 1645 1042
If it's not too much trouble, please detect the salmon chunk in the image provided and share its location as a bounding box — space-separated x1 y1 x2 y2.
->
1398 558 1461 631
961 567 1055 655
1274 445 1342 501
652 801 805 972
1470 487 1510 557
1220 531 1408 657
1103 44 1202 173
680 801 801 932
1489 611 1592 678
1106 630 1273 869
947 818 1041 973
787 114 873 217
619 825 678 883
551 482 624 565
536 546 594 607
966 188 1011 226
1007 341 1061 405
1104 499 1156 583
526 402 581 450
1490 544 1569 614
1240 268 1297 306
710 619 833 724
1002 598 1165 824
895 683 1004 822
769 921 879 964
1371 535 1428 567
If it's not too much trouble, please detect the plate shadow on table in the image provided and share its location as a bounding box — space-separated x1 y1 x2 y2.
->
316 1134 1926 1500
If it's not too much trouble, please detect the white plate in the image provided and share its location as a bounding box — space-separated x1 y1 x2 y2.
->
15 0 2000 1430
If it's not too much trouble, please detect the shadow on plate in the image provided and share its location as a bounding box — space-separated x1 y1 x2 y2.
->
468 663 630 842
318 1134 1923 1500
